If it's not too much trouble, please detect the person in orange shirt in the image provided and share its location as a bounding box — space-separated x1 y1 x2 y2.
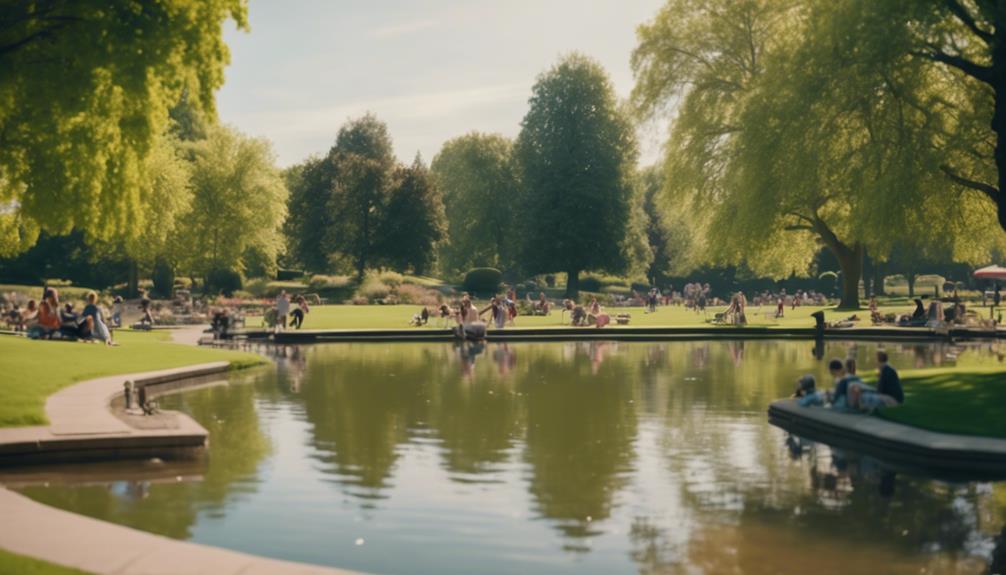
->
30 288 61 339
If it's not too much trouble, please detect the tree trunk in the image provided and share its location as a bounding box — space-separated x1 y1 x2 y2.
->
993 28 1006 231
907 272 916 298
565 269 580 299
127 260 139 298
834 245 863 309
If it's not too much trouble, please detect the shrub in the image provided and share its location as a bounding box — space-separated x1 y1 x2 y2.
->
463 267 502 295
151 258 175 298
277 269 305 282
376 271 404 287
205 268 243 297
358 277 391 302
308 274 352 290
245 277 270 298
397 284 441 306
579 276 602 293
350 296 369 305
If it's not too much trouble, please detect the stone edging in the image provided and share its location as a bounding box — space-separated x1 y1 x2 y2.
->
0 487 359 575
0 363 232 466
768 398 1006 478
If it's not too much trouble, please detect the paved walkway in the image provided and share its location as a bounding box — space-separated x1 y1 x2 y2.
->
0 487 357 575
0 363 230 463
769 399 1006 476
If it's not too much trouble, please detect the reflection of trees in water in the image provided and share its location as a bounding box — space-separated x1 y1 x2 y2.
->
519 345 638 543
20 381 271 539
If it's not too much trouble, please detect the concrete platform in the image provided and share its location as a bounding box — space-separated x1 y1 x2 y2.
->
0 363 232 466
768 399 1006 478
0 487 359 575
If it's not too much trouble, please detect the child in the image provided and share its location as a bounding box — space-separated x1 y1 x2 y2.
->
794 375 825 407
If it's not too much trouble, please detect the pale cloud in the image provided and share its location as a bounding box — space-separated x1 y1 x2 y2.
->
371 18 439 39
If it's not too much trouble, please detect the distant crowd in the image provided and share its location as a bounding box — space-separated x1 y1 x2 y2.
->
1 288 130 345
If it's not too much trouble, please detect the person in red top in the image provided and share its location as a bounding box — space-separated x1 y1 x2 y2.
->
34 288 61 338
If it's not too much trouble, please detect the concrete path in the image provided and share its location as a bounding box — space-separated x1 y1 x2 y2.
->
0 487 358 575
0 363 230 464
769 399 1006 476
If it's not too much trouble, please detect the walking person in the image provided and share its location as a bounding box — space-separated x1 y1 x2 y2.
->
290 295 309 329
275 290 290 332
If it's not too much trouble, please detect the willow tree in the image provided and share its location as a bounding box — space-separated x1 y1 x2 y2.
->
179 125 288 279
0 0 247 255
634 0 1006 308
431 133 520 276
516 54 645 297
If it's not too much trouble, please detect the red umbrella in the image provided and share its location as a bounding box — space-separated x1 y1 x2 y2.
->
974 265 1006 280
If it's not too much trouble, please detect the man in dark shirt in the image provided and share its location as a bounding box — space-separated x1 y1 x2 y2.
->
876 350 904 404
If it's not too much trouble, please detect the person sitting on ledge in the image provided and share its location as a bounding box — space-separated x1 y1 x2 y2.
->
826 358 862 410
851 350 903 412
793 375 826 407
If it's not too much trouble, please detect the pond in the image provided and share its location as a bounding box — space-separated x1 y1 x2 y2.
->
6 340 1006 575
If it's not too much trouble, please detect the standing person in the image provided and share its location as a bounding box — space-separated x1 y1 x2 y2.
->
111 296 124 328
139 290 153 326
275 290 290 331
995 285 1002 319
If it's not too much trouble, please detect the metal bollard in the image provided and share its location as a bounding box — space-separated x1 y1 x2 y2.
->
138 385 147 414
123 381 133 409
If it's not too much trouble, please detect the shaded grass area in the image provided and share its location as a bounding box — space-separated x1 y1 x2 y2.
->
0 549 92 575
0 331 266 428
878 367 1006 439
247 303 916 330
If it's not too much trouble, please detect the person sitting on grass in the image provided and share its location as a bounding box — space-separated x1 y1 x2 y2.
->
793 375 826 407
410 306 430 327
587 296 611 328
82 291 114 345
30 289 62 339
537 292 550 315
19 299 38 332
60 302 93 340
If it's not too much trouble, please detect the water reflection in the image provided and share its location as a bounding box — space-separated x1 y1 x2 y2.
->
6 339 1006 575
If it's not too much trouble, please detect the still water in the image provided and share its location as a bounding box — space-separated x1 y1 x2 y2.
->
7 340 1006 574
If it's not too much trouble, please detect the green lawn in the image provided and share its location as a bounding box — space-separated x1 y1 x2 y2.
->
878 367 1006 439
0 549 92 575
249 303 916 330
0 330 266 428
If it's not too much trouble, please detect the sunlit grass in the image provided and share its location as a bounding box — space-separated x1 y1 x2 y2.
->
0 549 92 575
0 330 266 428
877 367 1006 438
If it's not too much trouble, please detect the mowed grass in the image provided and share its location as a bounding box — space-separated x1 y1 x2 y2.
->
0 330 266 428
0 549 92 575
248 303 917 330
878 367 1006 439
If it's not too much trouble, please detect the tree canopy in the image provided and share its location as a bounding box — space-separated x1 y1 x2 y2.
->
0 0 247 256
431 133 520 277
516 54 647 296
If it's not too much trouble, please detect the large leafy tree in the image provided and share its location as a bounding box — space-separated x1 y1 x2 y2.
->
179 125 287 278
431 133 520 276
516 54 643 297
326 114 397 279
376 155 446 275
284 156 334 272
0 0 247 255
633 0 1006 308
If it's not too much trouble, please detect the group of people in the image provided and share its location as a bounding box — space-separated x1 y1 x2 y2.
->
6 288 119 345
273 290 310 331
747 289 829 318
565 296 611 327
794 350 904 413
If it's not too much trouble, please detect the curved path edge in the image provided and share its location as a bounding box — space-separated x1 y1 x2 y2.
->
768 398 1006 477
0 486 359 575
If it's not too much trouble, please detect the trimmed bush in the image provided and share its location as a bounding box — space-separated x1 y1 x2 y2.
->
308 274 352 290
277 269 305 281
151 258 175 298
358 277 391 302
463 268 502 295
376 271 404 287
579 276 602 293
205 268 243 297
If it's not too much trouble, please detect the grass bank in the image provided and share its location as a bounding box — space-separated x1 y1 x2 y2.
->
0 548 91 575
877 367 1006 439
0 330 266 428
246 303 917 330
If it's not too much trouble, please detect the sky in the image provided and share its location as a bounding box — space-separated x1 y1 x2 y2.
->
215 0 667 168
